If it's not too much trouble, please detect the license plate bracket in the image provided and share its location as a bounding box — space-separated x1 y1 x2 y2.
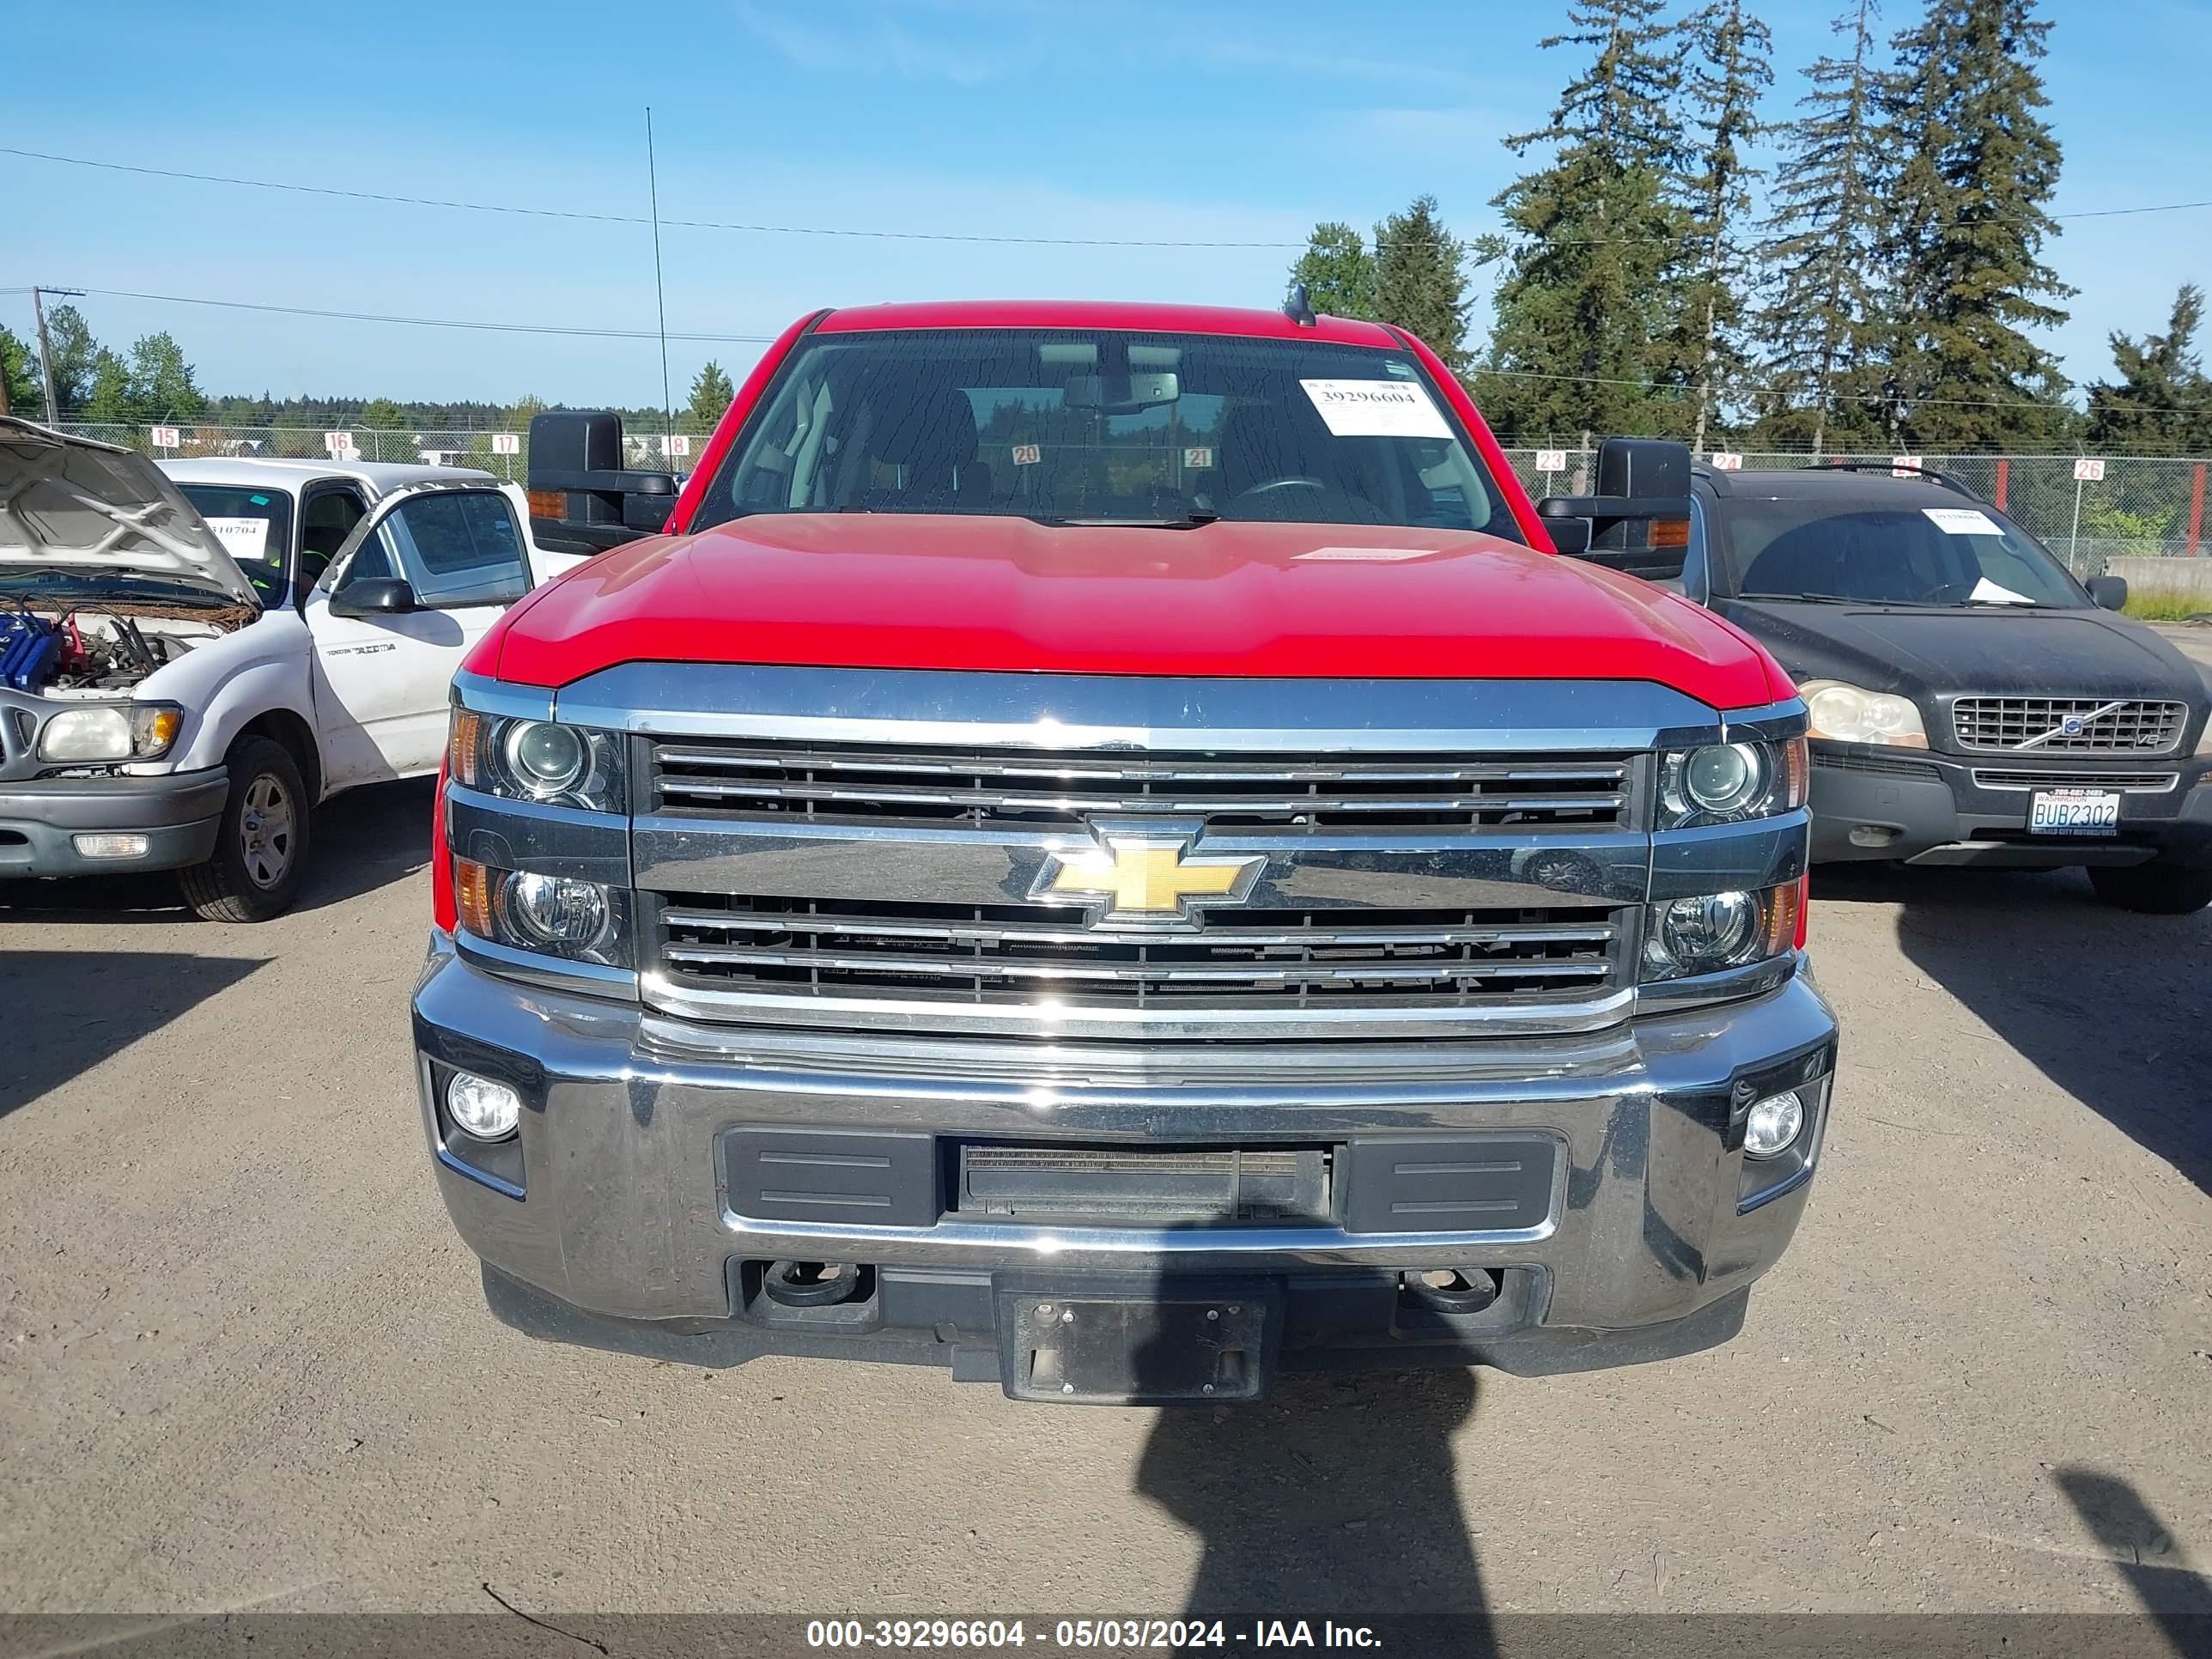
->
2029 787 2121 836
996 1278 1281 1405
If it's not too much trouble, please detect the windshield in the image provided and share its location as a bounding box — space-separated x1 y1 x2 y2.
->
693 328 1523 539
179 483 293 606
1710 493 2087 608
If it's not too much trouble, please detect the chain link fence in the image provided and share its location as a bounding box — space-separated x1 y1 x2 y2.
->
44 422 2212 587
46 420 715 483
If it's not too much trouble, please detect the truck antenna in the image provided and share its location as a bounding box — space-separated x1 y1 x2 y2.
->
1283 281 1317 328
645 107 677 459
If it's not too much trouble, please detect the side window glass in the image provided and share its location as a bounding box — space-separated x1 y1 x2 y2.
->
1680 496 1711 602
328 492 529 609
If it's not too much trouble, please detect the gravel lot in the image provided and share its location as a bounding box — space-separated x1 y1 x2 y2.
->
3 766 2209 1626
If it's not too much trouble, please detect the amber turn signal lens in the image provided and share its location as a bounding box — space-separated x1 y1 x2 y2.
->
453 858 495 938
1764 878 1803 957
448 708 484 790
1780 736 1810 810
526 489 566 522
1649 517 1691 549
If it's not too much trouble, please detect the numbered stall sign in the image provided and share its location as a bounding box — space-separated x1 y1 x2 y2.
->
1891 455 1923 477
659 434 691 459
1709 452 1743 471
491 433 521 456
2073 456 2106 483
1535 449 1569 473
149 425 181 449
324 431 357 459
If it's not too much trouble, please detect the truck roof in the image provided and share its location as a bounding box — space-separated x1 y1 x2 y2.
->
815 300 1404 349
161 457 495 494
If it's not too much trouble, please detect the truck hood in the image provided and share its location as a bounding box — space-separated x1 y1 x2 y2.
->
490 514 1783 708
0 417 260 607
1715 597 2212 708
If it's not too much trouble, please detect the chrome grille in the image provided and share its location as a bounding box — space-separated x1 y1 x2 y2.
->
1970 767 2179 793
650 739 1632 831
1950 697 2187 755
653 894 1626 1011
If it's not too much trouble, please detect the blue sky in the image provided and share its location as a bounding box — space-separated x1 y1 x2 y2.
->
9 0 2210 414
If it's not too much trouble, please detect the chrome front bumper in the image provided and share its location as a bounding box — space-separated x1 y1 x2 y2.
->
412 933 1838 1375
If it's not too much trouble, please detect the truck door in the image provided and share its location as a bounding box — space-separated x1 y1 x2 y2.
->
305 484 534 787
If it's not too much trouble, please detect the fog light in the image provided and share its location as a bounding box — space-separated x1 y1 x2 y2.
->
446 1072 521 1140
1743 1090 1805 1158
71 833 151 860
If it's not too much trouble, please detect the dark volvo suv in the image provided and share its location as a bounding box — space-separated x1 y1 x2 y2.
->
1683 465 2212 913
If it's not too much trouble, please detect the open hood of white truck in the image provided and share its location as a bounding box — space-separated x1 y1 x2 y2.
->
0 417 261 607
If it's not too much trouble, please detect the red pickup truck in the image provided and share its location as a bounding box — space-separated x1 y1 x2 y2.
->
410 299 1838 1403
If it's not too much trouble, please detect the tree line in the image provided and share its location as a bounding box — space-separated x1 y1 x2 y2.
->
0 306 745 436
1291 0 2212 456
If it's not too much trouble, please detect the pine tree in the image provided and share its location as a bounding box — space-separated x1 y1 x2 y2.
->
0 325 38 418
1877 0 2071 449
2087 284 2212 456
687 361 737 429
1289 222 1378 320
1371 198 1469 369
40 305 100 416
1753 0 1891 454
1476 0 1693 442
1667 0 1773 453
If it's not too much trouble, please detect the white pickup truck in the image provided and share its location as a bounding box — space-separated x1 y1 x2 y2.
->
0 420 582 920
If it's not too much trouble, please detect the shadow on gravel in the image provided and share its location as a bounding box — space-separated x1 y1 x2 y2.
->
0 775 434 924
1814 864 2212 1194
0 950 264 1118
2055 1468 2212 1653
1134 1367 1492 1636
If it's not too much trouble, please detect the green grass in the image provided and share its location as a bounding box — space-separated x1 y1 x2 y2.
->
2122 588 2212 622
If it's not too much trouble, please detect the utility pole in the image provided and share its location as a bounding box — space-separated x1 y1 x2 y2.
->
31 287 82 426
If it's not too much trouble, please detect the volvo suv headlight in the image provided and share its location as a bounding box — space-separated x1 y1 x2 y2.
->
449 709 626 813
453 857 631 968
1656 737 1808 829
37 702 185 764
1641 882 1802 982
1801 680 1928 748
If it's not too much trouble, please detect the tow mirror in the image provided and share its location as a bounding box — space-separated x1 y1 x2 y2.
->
2087 574 2128 611
526 410 680 550
1535 438 1694 581
329 577 420 617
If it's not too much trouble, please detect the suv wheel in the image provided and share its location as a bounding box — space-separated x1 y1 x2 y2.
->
2087 860 2212 915
179 736 311 922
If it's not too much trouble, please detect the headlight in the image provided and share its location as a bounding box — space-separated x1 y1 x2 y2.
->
1642 882 1801 982
449 709 625 812
1801 680 1928 748
36 702 185 764
1656 737 1808 829
454 857 630 968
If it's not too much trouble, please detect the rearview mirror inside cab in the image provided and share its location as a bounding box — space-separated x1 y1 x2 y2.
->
1535 438 1693 581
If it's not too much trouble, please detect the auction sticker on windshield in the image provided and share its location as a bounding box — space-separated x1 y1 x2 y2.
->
1923 507 2003 537
204 516 273 558
1300 379 1451 440
2030 787 2120 836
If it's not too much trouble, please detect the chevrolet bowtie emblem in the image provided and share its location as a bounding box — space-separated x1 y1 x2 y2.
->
1033 823 1265 930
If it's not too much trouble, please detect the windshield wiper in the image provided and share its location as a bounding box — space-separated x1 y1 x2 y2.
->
1028 510 1221 530
1734 592 1865 605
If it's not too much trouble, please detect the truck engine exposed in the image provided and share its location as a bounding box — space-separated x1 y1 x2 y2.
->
0 605 244 697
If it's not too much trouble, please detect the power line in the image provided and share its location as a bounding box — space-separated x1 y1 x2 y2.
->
50 286 775 344
7 144 2211 252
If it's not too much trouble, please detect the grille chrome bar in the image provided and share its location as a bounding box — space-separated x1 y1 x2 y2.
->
1970 768 2179 793
659 908 1617 951
651 738 1634 831
663 944 1614 987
